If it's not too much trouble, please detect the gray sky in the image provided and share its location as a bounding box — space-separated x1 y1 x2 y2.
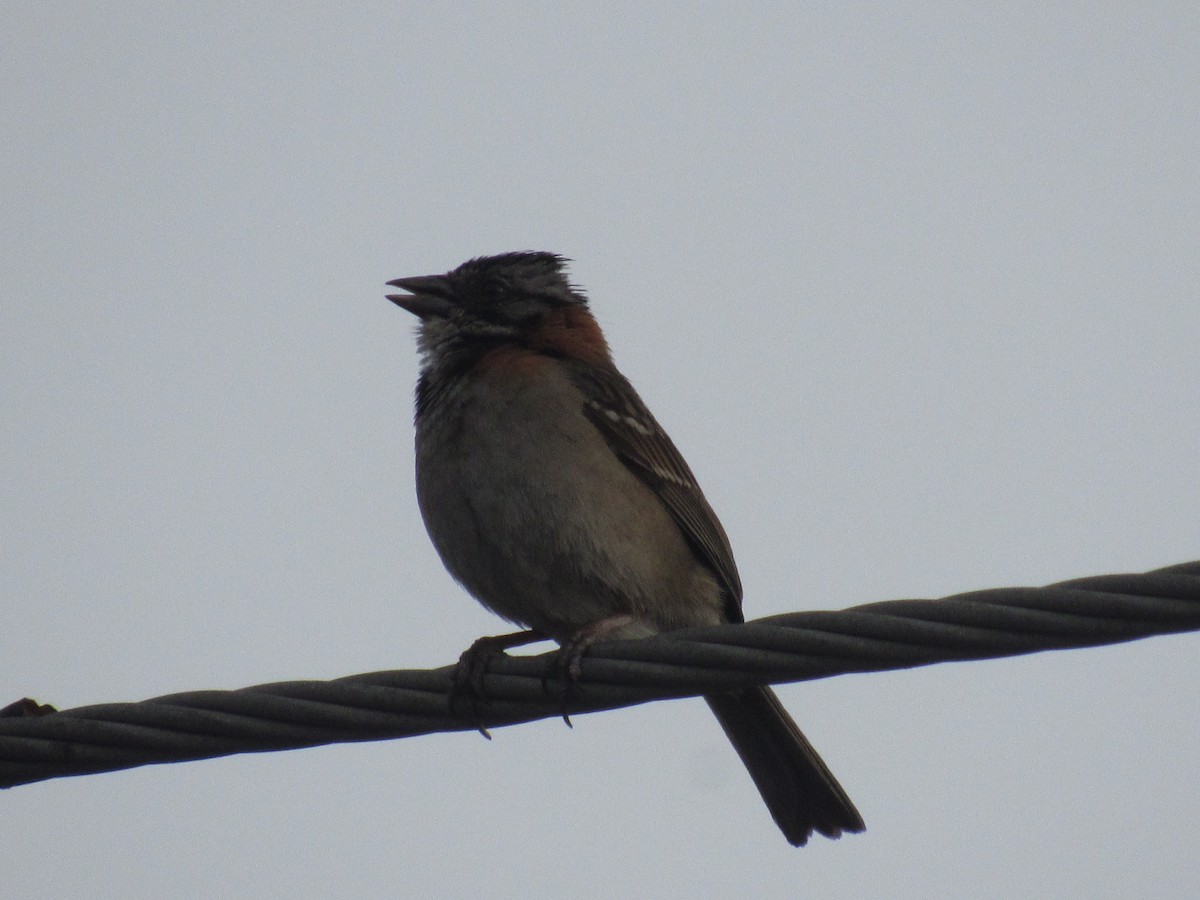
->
4 4 1199 898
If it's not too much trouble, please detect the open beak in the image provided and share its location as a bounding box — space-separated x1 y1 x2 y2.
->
386 275 455 319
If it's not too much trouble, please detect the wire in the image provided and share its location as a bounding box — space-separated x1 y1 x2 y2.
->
3 560 1197 789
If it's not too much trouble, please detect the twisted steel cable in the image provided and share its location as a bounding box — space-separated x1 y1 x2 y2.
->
3 560 1198 790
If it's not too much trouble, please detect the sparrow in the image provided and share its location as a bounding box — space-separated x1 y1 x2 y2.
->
386 251 864 845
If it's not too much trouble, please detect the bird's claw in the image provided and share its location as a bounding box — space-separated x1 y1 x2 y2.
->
449 630 547 738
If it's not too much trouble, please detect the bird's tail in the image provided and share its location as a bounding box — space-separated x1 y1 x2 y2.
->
705 686 864 846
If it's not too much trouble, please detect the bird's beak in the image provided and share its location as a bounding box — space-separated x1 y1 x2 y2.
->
386 275 455 320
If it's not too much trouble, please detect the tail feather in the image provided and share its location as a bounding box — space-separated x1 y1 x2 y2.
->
705 686 864 846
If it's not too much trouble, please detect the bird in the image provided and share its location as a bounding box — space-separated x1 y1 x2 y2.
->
386 251 864 846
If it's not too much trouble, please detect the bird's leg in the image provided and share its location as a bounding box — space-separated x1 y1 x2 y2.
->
451 628 548 737
546 614 657 725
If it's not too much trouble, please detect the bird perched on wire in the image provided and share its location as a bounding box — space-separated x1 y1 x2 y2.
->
386 251 864 846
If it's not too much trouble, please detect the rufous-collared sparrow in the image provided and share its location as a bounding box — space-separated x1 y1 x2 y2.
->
387 251 864 846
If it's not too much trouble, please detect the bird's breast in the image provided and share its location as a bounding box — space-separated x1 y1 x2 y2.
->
413 363 724 638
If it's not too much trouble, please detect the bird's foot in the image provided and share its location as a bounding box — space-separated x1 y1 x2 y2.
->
544 614 652 726
450 629 547 737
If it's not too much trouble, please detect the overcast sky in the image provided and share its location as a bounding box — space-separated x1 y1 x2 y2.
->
4 4 1199 898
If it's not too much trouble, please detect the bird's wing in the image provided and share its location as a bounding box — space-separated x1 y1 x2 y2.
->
571 364 744 616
